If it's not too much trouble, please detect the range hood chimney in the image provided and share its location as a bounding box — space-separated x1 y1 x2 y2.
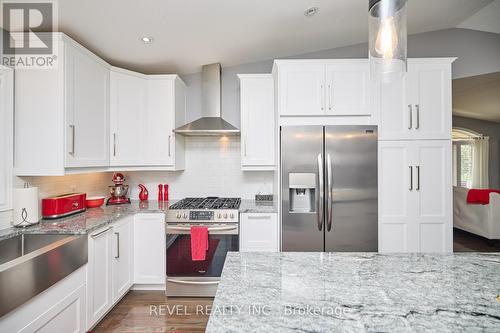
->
174 63 240 136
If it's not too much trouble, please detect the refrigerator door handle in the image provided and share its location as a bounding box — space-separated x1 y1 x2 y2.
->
317 154 324 231
326 153 333 232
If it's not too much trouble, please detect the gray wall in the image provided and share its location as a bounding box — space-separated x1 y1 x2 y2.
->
453 116 500 189
180 28 500 128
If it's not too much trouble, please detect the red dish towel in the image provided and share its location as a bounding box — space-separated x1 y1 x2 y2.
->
190 226 209 261
467 189 500 205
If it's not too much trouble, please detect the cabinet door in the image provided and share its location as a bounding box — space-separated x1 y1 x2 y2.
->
378 141 416 252
240 213 278 252
87 226 113 328
409 63 452 140
133 214 166 284
112 216 133 303
414 140 452 252
278 64 325 116
110 70 147 166
0 69 13 211
378 73 412 140
325 62 371 115
145 78 174 166
66 45 109 167
240 75 275 170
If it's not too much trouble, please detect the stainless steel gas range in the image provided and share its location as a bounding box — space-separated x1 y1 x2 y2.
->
165 197 241 297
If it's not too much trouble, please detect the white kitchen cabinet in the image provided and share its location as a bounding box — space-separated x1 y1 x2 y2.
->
15 33 110 176
112 216 134 303
273 60 373 117
110 68 186 170
0 67 13 212
240 213 278 252
378 140 452 253
0 266 87 333
87 225 113 329
379 58 454 140
238 74 275 170
133 214 166 286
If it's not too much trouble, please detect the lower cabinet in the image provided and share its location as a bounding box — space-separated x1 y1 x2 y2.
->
240 213 279 252
87 216 134 330
0 266 87 333
133 213 166 286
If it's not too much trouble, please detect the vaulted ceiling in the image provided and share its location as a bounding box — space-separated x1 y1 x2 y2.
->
55 0 495 74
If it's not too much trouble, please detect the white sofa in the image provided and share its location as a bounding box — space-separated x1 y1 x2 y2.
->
454 186 500 239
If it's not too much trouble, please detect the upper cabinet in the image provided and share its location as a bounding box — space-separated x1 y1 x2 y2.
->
379 59 454 140
110 68 186 170
15 34 110 176
0 67 13 212
273 60 374 117
238 74 275 170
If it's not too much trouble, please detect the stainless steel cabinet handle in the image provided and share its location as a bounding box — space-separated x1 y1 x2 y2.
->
69 125 75 155
113 133 116 157
416 166 420 191
409 166 413 191
91 227 111 238
326 153 333 232
167 278 219 285
247 215 271 220
168 135 171 157
168 226 237 232
415 104 420 129
328 84 332 111
408 105 413 130
320 85 325 111
114 232 120 259
244 136 247 157
317 154 324 231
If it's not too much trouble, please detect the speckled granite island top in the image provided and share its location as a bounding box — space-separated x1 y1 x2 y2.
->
206 252 500 333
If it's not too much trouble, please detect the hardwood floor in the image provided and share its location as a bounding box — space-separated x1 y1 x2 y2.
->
91 291 213 333
453 228 500 252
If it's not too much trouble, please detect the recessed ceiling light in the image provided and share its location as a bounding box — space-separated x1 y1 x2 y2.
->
304 6 319 17
141 36 154 44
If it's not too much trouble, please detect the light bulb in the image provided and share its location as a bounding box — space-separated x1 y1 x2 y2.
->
375 16 398 61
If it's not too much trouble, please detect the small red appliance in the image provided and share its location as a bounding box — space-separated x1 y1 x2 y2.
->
107 172 131 205
42 192 87 219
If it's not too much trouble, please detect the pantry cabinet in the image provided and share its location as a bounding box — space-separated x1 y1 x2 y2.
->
273 60 373 117
240 213 279 252
238 74 276 170
379 59 454 140
110 68 186 170
15 33 110 176
378 140 452 253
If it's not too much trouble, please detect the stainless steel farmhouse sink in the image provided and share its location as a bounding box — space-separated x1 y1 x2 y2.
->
0 233 87 317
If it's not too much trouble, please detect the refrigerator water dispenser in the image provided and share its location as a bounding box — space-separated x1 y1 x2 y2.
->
289 173 316 213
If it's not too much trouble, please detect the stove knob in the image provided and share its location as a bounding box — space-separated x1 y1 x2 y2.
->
230 213 235 219
223 213 228 219
176 212 181 219
218 213 222 219
183 213 188 219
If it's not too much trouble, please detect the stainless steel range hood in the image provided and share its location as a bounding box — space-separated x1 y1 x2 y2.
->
174 63 240 136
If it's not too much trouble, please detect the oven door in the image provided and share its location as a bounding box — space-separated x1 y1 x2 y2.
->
166 223 239 296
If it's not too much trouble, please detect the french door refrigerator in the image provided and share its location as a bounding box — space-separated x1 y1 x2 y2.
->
281 125 378 252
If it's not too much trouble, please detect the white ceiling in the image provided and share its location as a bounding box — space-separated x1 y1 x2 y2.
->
55 0 494 74
457 0 500 34
453 71 500 123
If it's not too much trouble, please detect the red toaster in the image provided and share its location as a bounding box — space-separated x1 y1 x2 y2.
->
42 193 87 219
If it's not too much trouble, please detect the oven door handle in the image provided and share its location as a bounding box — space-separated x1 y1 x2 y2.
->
167 278 220 285
167 225 238 232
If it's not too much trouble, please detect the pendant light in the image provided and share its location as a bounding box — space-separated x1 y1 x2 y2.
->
369 0 408 81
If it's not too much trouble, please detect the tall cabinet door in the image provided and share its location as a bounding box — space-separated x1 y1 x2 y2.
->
408 62 452 140
325 62 371 115
414 140 452 252
65 45 109 168
110 70 147 166
378 141 416 252
278 64 325 116
378 74 412 140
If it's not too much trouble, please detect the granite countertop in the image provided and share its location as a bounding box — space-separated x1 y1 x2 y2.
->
0 200 178 241
239 200 277 213
206 252 500 332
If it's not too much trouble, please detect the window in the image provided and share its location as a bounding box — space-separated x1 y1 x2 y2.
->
452 128 489 189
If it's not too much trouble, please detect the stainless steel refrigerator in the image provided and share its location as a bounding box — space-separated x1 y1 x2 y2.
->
281 125 378 252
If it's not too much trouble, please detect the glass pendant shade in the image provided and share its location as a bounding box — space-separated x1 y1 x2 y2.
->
369 0 407 81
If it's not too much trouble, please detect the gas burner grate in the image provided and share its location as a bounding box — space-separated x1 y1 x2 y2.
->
169 197 241 210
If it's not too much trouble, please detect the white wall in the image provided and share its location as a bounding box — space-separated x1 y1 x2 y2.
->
127 136 274 200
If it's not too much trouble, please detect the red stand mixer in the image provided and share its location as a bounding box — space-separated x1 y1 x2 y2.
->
107 173 131 205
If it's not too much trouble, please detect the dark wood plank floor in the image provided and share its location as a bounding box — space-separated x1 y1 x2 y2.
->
453 228 500 252
91 291 213 333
